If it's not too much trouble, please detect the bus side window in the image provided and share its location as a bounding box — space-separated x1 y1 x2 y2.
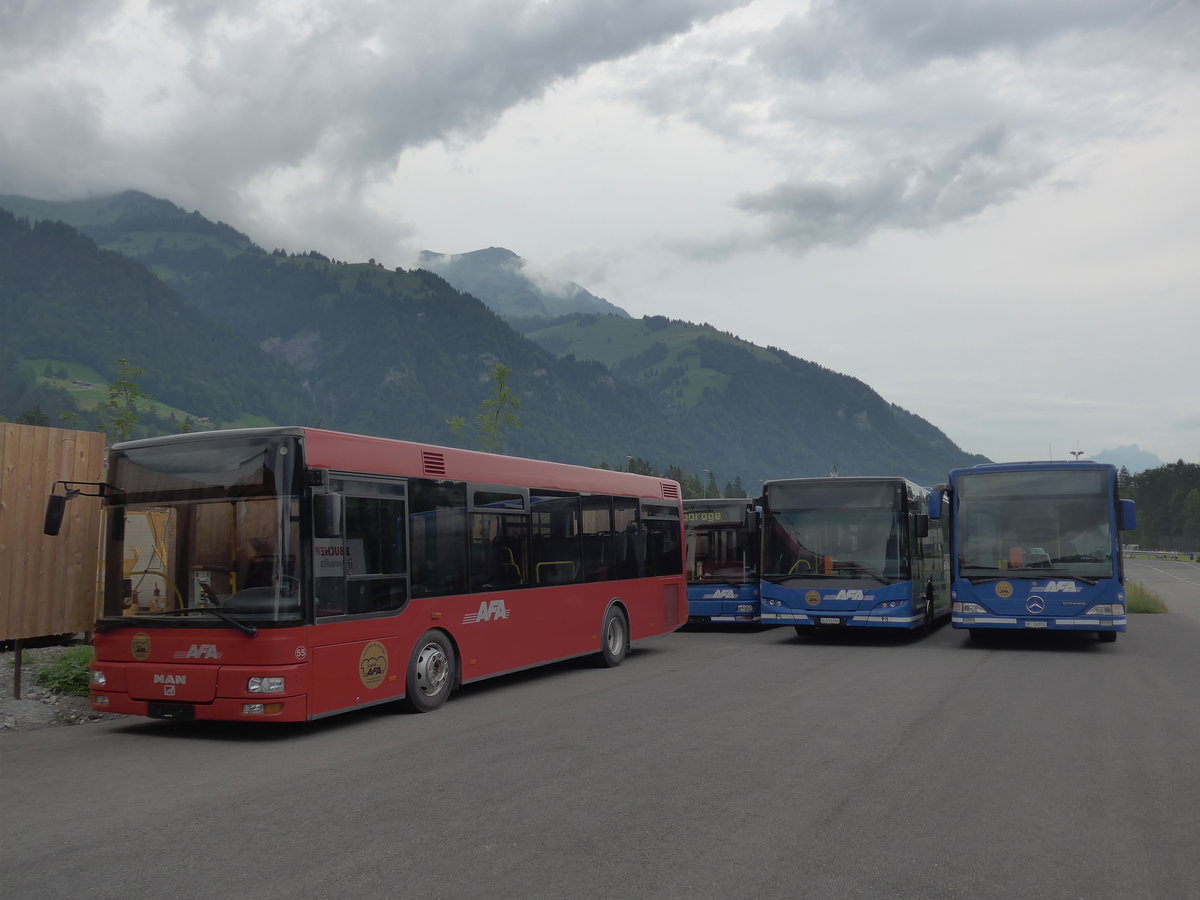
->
531 493 581 586
343 495 409 614
410 480 468 597
581 496 614 581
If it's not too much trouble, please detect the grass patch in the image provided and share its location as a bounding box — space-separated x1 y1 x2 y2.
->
32 645 94 696
1126 582 1169 614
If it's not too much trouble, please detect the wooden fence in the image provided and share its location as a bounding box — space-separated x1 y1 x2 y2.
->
0 423 106 641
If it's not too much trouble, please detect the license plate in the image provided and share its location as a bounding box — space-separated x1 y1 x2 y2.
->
1024 621 1048 629
819 617 842 625
148 702 196 720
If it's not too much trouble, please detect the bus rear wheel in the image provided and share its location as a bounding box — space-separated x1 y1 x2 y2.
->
598 606 628 667
403 631 455 712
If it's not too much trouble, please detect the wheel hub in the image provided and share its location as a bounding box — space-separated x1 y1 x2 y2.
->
415 643 448 696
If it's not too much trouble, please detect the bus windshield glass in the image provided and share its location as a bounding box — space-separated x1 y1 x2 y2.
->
763 482 905 583
685 501 755 585
956 468 1113 582
104 434 303 626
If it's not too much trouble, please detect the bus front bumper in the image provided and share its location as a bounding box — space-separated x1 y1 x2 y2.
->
951 615 1127 631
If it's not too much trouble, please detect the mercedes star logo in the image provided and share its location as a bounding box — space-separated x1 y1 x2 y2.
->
1026 596 1045 614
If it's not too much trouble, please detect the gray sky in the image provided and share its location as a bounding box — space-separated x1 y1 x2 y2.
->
3 0 1197 463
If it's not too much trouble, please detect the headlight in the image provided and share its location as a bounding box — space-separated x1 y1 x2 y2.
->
953 602 987 614
90 670 107 686
247 676 286 694
1085 603 1124 616
242 702 286 716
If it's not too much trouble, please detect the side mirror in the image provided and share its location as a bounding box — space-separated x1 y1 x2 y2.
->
314 493 343 539
44 494 68 536
744 504 759 536
927 487 946 520
1119 498 1136 532
915 513 930 538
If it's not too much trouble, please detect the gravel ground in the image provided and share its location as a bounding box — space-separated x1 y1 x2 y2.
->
0 642 125 733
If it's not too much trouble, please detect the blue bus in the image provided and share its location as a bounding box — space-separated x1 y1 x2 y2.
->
683 498 760 624
928 461 1135 642
759 477 949 634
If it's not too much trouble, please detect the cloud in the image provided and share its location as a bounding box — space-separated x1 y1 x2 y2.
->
0 0 745 246
613 0 1200 260
733 125 1050 251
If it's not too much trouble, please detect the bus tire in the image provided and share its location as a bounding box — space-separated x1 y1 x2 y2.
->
403 631 455 712
1098 631 1117 643
598 605 628 667
921 595 935 636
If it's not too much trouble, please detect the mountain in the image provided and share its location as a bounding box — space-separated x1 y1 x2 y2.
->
417 247 630 322
0 208 315 433
519 313 985 483
1094 444 1164 475
0 190 987 486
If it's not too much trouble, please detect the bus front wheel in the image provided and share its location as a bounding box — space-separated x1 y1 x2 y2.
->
598 606 628 667
1098 631 1118 643
403 631 455 712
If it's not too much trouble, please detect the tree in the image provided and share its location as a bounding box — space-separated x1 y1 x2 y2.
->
703 471 720 497
15 406 50 426
624 456 656 476
95 357 153 441
449 363 522 454
1182 488 1200 547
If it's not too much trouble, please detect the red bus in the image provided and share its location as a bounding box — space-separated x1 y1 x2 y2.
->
44 427 686 722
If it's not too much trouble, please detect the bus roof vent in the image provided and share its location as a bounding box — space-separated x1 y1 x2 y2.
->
661 481 681 500
421 451 447 477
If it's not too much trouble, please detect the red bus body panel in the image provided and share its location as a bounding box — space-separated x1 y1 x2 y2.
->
90 427 685 723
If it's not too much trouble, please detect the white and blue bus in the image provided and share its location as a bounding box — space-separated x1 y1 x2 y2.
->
759 477 949 634
928 461 1135 642
683 498 760 624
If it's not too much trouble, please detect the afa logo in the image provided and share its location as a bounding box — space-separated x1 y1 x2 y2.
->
463 598 511 624
1033 581 1083 593
173 643 221 660
705 589 737 599
831 589 867 602
359 640 388 690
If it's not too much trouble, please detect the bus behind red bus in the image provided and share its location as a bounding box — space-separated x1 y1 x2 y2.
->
46 427 686 722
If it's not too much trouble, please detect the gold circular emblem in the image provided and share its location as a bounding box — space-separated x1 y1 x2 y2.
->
130 632 151 660
805 590 821 607
995 582 1013 599
359 640 388 690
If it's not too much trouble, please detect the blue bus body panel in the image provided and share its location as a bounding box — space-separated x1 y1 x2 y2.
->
761 579 925 628
687 583 760 623
950 577 1127 632
945 460 1129 636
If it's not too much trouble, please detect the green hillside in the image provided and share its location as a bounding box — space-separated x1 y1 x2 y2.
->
520 313 985 482
0 209 315 436
0 190 987 487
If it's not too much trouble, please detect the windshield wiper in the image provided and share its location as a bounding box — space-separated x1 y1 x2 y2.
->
153 606 258 637
831 561 887 583
964 569 1100 586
